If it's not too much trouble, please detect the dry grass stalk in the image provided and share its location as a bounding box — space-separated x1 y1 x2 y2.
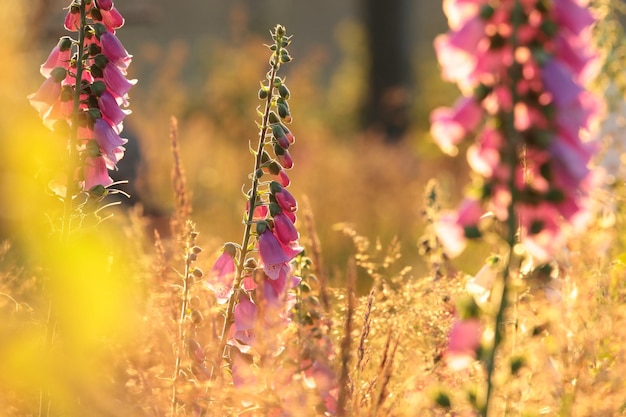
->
169 116 192 238
371 328 399 417
300 195 331 314
336 257 357 417
357 289 375 376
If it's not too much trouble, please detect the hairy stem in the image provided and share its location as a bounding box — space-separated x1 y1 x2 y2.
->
171 228 194 416
482 3 523 415
61 2 88 241
40 5 88 417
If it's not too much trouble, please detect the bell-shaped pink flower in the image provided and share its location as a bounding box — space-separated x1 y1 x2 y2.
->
233 297 257 347
96 0 114 11
100 7 125 31
40 38 72 77
83 156 113 190
205 249 236 304
445 317 482 371
552 0 595 36
435 198 483 258
98 90 130 126
276 149 293 169
64 9 80 32
273 184 297 213
258 226 302 279
94 118 127 164
433 16 486 91
467 127 503 178
273 212 299 244
430 96 483 156
103 64 136 101
100 32 132 70
28 77 62 117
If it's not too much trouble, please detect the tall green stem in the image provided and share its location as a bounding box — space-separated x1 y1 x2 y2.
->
481 2 523 415
171 227 194 416
212 47 283 380
61 1 88 241
39 4 87 416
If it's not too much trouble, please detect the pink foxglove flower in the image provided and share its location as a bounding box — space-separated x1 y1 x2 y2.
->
84 156 112 190
431 0 603 262
100 31 132 71
435 198 483 258
30 0 134 193
103 64 137 99
271 181 297 213
232 297 257 349
205 245 236 304
98 7 124 31
272 212 299 245
96 0 113 11
431 96 483 156
40 37 72 77
445 317 482 371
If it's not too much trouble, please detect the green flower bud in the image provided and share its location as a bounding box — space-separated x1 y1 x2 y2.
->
59 36 73 52
191 309 203 325
51 66 68 82
91 80 106 97
269 180 283 194
88 184 107 198
275 25 286 38
479 4 495 19
510 355 526 375
529 220 544 235
268 111 280 124
269 161 281 175
258 87 269 100
87 107 102 122
269 201 282 217
433 390 451 409
273 143 286 156
92 22 108 37
90 65 103 78
60 85 74 102
280 51 292 63
278 84 290 99
94 54 108 69
90 7 102 21
85 140 101 158
256 220 269 235
277 101 290 120
223 242 238 257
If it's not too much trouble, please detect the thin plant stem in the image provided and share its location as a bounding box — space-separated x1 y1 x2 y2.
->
171 226 195 416
211 45 283 380
61 1 88 241
39 4 88 416
481 2 524 415
481 214 516 417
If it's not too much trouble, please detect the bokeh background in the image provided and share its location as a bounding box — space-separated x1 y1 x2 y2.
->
2 2 626 416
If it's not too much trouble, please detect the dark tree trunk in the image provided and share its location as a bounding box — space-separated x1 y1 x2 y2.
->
361 0 412 143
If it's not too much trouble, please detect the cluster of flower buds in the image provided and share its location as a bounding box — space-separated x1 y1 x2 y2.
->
29 0 135 195
431 0 603 262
